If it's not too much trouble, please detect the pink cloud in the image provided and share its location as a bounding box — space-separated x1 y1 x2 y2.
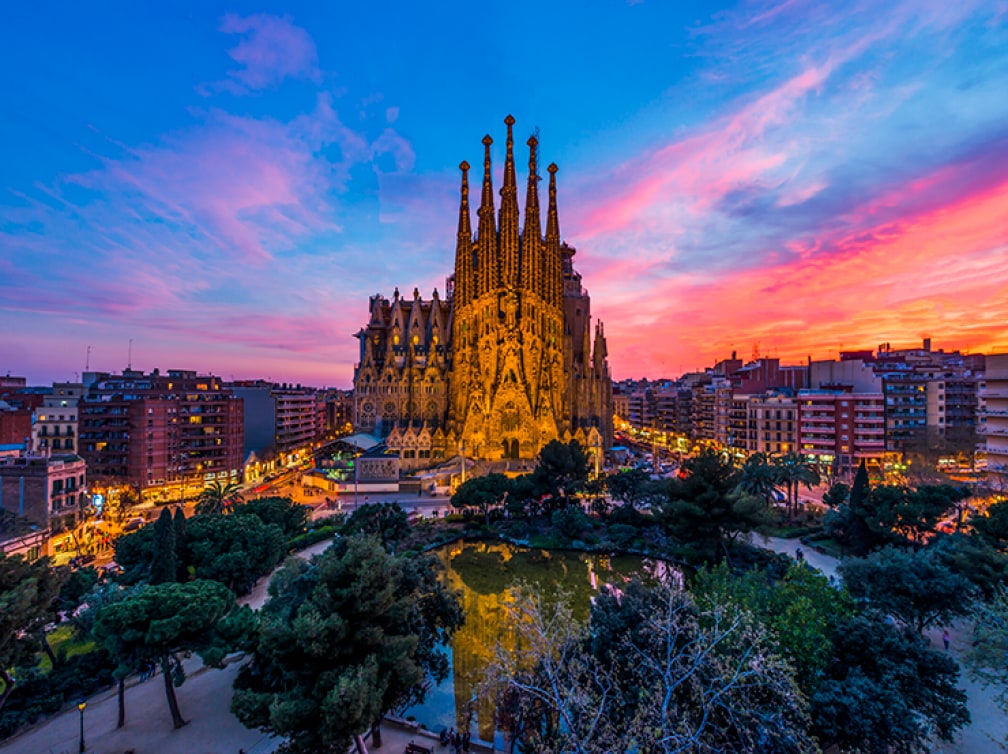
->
598 166 1008 376
213 13 321 93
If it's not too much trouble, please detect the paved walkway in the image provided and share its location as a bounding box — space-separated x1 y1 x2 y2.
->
759 534 1008 753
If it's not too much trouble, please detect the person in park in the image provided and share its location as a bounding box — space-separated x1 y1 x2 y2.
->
796 545 805 563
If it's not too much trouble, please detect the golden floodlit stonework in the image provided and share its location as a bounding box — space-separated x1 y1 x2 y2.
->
353 116 613 469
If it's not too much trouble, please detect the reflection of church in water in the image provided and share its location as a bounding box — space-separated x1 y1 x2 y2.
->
352 116 613 468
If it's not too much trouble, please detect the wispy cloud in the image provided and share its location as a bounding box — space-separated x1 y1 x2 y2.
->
203 13 321 95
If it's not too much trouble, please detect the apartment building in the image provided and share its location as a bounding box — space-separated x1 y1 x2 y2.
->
798 391 886 478
0 451 87 536
984 354 1008 490
32 382 85 453
79 369 243 500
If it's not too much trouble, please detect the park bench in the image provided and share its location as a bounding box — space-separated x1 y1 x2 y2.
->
404 742 433 754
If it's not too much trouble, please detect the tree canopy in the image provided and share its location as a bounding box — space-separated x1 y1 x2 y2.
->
232 535 463 753
533 439 590 505
0 554 66 710
93 579 253 728
185 513 286 594
194 479 243 516
810 614 968 752
839 545 977 633
451 473 511 523
655 449 766 560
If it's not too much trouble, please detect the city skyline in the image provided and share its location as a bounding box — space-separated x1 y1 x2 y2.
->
2 0 1006 388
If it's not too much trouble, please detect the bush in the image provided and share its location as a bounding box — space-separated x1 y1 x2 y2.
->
552 506 592 540
602 523 640 550
0 649 114 739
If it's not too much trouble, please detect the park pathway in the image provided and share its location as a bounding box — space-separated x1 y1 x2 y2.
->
759 534 1008 753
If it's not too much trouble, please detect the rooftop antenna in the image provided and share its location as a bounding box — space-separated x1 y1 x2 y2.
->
85 345 92 371
128 339 133 370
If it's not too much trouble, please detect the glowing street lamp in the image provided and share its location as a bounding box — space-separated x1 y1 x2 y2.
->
77 698 86 753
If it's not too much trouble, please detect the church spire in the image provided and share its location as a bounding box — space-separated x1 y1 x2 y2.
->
454 160 473 306
499 114 520 290
521 134 542 297
476 134 497 296
545 163 562 308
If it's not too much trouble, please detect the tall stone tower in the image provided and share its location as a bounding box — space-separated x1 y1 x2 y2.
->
353 116 612 468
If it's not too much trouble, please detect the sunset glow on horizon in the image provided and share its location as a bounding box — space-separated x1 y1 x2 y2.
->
2 1 1006 386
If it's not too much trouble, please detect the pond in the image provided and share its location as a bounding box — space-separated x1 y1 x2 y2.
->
402 540 671 747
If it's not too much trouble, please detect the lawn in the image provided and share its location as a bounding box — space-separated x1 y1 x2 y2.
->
38 624 95 672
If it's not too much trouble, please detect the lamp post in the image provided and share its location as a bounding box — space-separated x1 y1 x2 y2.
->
77 698 86 753
353 453 359 510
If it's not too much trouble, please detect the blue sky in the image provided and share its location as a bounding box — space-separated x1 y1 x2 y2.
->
2 0 1006 386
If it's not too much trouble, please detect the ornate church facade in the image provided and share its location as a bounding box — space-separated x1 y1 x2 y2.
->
352 116 613 469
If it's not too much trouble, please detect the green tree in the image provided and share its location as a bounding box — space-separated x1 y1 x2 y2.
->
72 581 138 728
232 535 463 753
879 484 964 548
606 468 652 507
0 554 66 710
533 439 590 507
839 546 977 633
773 452 820 521
824 462 888 556
655 448 766 561
173 507 189 582
343 502 411 551
114 522 157 583
194 480 243 516
233 495 309 537
930 532 1008 599
185 514 286 594
972 499 1008 551
149 507 177 585
811 613 969 752
452 473 511 524
737 452 781 505
693 562 854 697
965 586 1008 714
821 481 849 509
94 579 254 729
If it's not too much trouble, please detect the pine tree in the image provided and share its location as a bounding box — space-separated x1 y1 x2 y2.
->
850 460 870 509
150 507 177 585
173 507 188 582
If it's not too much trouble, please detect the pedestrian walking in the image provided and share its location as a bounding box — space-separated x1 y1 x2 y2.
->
453 730 462 754
462 730 471 753
943 629 951 651
795 546 804 563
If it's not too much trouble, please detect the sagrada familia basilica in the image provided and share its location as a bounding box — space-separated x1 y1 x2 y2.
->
352 116 613 470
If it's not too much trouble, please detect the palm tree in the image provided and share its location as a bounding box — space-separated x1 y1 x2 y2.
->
194 480 243 516
737 452 780 506
773 452 820 521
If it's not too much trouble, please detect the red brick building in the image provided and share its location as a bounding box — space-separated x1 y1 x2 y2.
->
79 369 244 501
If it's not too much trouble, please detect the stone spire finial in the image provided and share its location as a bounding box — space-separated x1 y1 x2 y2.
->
477 135 497 296
499 115 520 290
453 161 473 306
521 134 542 297
544 163 562 308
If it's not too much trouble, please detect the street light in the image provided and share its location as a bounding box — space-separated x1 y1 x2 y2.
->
77 698 86 753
